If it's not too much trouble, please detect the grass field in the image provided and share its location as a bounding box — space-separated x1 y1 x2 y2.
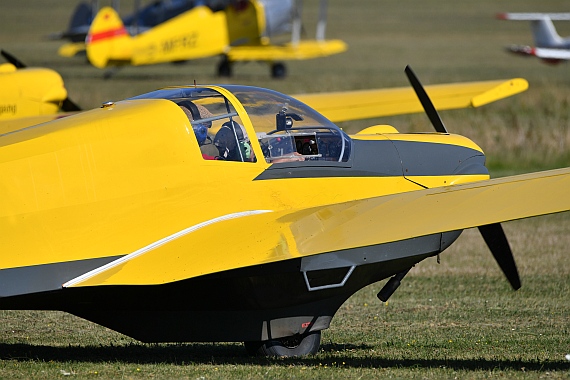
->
1 0 570 379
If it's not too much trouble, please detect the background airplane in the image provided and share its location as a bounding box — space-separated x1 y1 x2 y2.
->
84 0 347 78
53 0 227 57
497 12 570 64
0 50 80 125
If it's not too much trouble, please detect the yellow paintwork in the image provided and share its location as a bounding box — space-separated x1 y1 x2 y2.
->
4 83 564 290
65 166 570 288
226 0 264 46
84 0 346 69
0 64 67 120
289 167 570 256
0 85 487 282
58 42 86 58
294 78 529 122
357 125 399 134
227 40 348 61
0 113 73 133
86 6 228 68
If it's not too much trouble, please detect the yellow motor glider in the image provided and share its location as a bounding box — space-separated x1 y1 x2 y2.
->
1 66 567 357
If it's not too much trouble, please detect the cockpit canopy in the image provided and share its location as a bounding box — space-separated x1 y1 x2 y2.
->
129 85 351 163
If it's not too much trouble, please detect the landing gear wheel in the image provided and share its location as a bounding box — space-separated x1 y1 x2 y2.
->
244 330 321 357
217 57 232 77
271 62 287 79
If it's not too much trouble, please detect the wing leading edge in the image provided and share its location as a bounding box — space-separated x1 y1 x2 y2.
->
64 167 570 288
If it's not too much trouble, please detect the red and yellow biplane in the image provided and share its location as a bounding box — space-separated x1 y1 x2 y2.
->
2 65 567 357
84 0 347 78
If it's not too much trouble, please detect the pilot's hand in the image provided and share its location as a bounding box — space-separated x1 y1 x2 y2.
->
272 152 305 163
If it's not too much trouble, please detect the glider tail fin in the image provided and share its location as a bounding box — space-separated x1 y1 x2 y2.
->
530 18 564 48
86 6 133 68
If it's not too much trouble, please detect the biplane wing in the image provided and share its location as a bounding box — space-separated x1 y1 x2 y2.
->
227 40 347 62
294 78 529 122
62 167 570 288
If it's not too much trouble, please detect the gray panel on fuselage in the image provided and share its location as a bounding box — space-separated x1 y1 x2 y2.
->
255 139 402 180
0 256 123 298
391 140 487 177
255 139 487 181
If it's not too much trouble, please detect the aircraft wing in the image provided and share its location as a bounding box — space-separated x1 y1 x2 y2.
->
64 167 570 288
0 113 75 134
293 78 528 123
290 167 570 254
532 47 570 60
505 45 570 61
58 42 86 57
227 40 347 61
497 13 570 21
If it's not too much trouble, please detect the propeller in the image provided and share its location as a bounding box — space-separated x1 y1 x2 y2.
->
404 66 447 133
479 223 521 290
404 65 521 290
1 49 26 68
1 50 81 112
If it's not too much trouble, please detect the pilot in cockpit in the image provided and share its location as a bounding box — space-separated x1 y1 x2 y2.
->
177 100 218 159
213 120 255 162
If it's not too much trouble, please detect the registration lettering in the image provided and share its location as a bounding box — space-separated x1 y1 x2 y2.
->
0 104 16 116
161 32 199 53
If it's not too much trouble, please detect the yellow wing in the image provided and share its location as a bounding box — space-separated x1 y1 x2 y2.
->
289 167 570 255
294 78 529 123
65 167 570 287
227 40 347 61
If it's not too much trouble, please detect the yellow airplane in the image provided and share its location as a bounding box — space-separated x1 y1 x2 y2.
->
0 50 80 123
84 0 348 78
2 65 567 357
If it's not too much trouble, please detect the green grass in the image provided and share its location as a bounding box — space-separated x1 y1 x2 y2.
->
1 217 569 379
1 0 570 378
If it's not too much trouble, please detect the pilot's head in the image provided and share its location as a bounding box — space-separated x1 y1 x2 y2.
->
214 121 252 161
178 101 213 145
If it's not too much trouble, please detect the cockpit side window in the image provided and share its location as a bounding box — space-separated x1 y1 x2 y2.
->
130 87 256 163
146 91 255 163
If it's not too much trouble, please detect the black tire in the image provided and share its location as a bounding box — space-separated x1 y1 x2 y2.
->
270 62 287 79
217 57 232 77
244 331 321 357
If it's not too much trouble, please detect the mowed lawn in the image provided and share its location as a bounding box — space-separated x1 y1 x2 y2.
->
0 0 569 378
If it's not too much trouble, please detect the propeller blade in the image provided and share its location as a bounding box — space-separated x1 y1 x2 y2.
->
61 97 82 112
404 65 448 133
403 65 519 288
1 50 26 68
478 223 521 290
